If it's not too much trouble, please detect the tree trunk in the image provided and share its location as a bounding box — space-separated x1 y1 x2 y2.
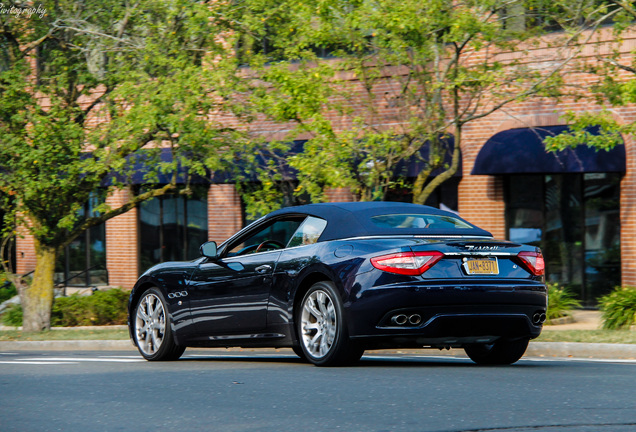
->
20 239 56 332
412 135 461 206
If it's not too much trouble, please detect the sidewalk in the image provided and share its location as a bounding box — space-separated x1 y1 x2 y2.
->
543 310 601 330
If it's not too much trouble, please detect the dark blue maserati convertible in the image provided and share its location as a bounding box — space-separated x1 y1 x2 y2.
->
128 202 547 366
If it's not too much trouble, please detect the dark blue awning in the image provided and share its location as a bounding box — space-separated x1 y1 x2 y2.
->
210 140 306 184
471 126 625 175
102 148 209 186
212 136 460 183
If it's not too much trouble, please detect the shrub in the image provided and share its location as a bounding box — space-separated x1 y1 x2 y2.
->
1 303 23 326
0 274 17 303
52 289 129 326
547 283 581 323
1 288 129 327
599 286 636 330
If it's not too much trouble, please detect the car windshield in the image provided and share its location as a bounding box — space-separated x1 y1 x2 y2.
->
370 214 473 230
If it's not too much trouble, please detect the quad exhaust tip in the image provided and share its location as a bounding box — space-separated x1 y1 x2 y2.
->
391 314 422 326
532 312 547 325
392 314 408 325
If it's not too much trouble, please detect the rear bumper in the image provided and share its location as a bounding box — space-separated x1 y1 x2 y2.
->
346 278 547 346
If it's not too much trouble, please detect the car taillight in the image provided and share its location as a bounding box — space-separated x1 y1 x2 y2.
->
516 251 545 276
371 251 444 276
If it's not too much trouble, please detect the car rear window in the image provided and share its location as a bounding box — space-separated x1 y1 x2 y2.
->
370 214 473 230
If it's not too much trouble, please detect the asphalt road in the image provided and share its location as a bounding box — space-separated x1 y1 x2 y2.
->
1 350 635 432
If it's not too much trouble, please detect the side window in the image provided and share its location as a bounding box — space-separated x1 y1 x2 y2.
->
287 217 328 248
226 217 305 256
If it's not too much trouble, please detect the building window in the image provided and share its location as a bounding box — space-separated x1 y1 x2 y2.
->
138 186 208 272
505 173 621 306
55 193 107 287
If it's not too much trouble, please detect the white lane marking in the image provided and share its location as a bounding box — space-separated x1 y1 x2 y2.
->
0 361 76 365
98 355 143 359
20 357 145 363
0 356 146 365
0 352 19 355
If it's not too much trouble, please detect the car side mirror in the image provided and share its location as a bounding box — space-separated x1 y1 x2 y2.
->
200 241 218 259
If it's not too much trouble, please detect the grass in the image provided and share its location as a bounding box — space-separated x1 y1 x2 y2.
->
0 328 129 341
536 329 636 344
0 328 634 344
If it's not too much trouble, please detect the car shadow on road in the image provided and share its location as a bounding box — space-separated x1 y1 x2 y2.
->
177 353 545 368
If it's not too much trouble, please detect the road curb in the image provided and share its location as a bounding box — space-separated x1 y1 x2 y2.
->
0 340 635 359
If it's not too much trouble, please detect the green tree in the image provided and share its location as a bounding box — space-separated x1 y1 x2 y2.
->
229 0 613 212
543 1 636 151
0 0 245 331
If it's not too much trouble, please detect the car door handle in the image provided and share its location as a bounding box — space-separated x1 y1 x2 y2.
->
255 265 272 274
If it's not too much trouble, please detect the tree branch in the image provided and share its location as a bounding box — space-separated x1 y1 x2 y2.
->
59 183 177 250
75 86 112 125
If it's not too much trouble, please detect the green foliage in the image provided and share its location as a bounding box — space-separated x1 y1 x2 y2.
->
0 285 17 304
232 0 588 207
0 273 16 303
1 289 129 327
543 111 629 151
1 304 23 326
0 0 250 330
599 286 636 330
51 289 129 327
0 0 247 249
542 1 636 152
547 283 582 322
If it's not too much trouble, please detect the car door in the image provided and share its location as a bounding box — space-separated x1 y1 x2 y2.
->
189 217 305 337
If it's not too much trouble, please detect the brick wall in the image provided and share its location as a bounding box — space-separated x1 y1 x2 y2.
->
620 134 636 287
325 188 354 202
105 188 139 290
208 184 243 244
15 224 36 275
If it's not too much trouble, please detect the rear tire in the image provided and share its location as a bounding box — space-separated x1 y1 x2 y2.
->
297 281 364 366
134 288 185 361
464 338 529 365
292 346 308 362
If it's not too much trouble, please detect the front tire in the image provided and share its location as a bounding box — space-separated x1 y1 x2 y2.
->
298 281 363 366
464 338 529 365
134 288 185 361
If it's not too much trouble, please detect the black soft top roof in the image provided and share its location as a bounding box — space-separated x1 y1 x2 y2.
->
267 202 492 240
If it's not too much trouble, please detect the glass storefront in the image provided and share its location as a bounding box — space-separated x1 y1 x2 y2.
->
505 173 621 306
55 193 108 286
139 186 208 272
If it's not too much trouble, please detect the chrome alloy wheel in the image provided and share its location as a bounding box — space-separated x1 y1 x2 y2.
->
301 289 337 359
135 293 166 356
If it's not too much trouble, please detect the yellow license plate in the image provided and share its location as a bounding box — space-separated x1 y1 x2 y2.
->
465 258 499 275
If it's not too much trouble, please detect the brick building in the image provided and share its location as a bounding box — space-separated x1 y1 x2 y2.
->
14 28 636 306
